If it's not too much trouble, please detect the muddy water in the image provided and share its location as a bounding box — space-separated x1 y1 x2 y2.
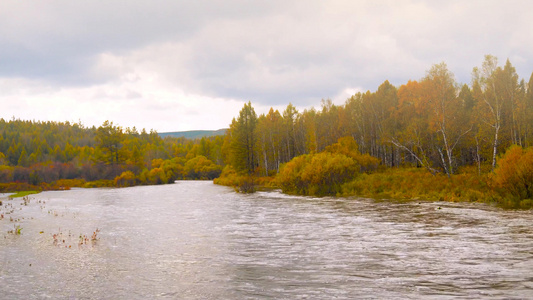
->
1 181 533 299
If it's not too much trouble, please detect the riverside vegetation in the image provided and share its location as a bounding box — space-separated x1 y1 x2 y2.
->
0 120 224 193
1 55 532 208
215 55 533 209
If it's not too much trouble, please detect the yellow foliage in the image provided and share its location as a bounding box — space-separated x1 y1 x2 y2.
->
53 178 86 188
277 152 359 196
141 167 167 185
276 155 309 194
160 158 184 181
340 167 500 204
492 146 533 203
151 158 164 168
214 165 241 186
325 136 380 172
114 171 136 187
324 136 360 158
214 165 257 192
184 155 222 179
356 153 380 173
84 180 115 188
255 176 276 187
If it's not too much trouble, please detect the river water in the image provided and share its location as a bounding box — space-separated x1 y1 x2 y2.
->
1 181 533 299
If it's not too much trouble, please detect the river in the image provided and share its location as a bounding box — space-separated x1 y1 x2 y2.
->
1 181 533 299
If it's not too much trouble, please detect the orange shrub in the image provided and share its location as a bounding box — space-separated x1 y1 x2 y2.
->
492 146 533 204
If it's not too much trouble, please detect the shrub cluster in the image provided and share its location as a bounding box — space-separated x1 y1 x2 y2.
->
492 146 533 208
277 152 360 196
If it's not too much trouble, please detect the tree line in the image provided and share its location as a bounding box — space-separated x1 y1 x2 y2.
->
222 55 533 178
0 119 225 190
218 55 533 206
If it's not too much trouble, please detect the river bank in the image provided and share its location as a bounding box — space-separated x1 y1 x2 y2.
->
215 166 528 209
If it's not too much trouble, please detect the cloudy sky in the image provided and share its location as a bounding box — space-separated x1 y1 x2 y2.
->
1 1 532 132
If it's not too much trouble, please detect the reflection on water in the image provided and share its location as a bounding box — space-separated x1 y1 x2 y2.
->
1 181 533 299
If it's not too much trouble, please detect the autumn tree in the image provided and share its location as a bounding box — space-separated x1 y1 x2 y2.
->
499 60 522 146
422 62 471 176
184 155 222 179
367 81 398 165
526 72 533 146
343 93 366 153
300 108 318 154
388 80 438 174
472 55 509 170
281 103 299 161
227 102 258 174
255 108 283 176
95 121 125 164
316 99 341 152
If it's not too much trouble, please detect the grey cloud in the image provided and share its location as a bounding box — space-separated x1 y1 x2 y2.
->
0 1 281 83
1 0 533 108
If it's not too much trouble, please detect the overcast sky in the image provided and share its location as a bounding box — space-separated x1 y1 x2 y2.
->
1 1 532 132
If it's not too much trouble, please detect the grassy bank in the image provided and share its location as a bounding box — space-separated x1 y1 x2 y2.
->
215 166 529 209
9 190 40 198
216 144 533 209
340 167 501 204
214 166 276 193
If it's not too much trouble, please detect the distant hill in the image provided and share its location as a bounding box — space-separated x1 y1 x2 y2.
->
159 129 227 139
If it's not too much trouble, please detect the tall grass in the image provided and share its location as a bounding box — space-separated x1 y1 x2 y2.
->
340 167 502 205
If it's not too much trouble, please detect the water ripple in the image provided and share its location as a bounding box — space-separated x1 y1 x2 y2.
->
1 182 532 299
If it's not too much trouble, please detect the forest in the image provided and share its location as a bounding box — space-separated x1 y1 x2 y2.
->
0 119 225 192
216 55 533 208
1 55 532 208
